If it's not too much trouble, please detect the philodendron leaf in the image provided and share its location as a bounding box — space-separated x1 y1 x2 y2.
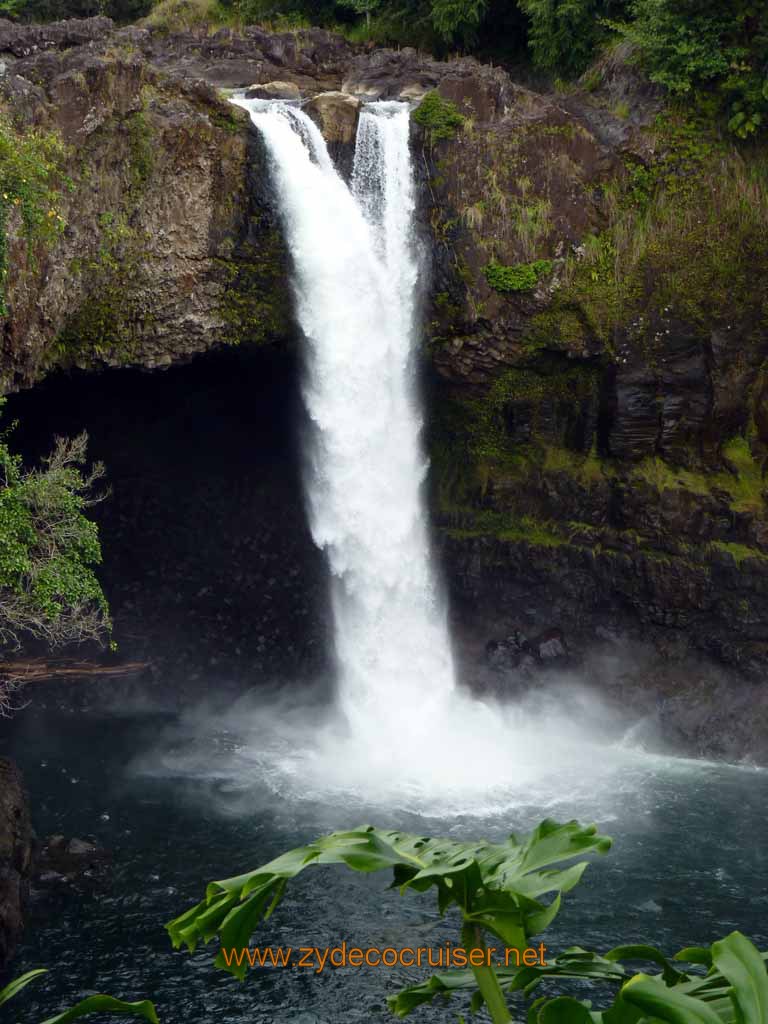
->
621 974 723 1024
0 968 47 1007
605 944 688 985
39 996 159 1024
535 996 594 1023
711 931 768 1024
167 820 611 980
675 947 714 968
388 950 626 1017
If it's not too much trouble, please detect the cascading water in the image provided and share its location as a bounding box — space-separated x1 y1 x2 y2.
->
235 99 455 734
227 95 642 810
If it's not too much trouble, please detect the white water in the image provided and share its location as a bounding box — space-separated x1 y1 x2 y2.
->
235 99 454 728
228 97 646 812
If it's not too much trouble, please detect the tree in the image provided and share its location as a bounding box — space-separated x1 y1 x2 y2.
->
516 0 623 75
430 0 487 44
336 0 379 31
615 0 768 138
0 416 111 715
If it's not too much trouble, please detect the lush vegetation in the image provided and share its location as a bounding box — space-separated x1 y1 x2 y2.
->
167 819 768 1024
0 118 69 318
0 0 153 23
0 410 110 713
411 90 465 143
485 259 552 293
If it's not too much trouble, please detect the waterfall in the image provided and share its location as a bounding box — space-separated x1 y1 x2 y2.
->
234 98 455 739
228 96 624 810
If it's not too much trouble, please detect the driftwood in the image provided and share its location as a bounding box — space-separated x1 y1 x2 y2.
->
0 658 151 684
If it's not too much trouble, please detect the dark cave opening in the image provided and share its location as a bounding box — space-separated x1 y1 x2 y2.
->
4 345 332 702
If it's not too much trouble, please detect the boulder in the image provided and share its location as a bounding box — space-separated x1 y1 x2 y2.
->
305 90 360 145
244 80 301 101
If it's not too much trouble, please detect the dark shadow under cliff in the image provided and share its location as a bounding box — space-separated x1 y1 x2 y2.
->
4 346 332 705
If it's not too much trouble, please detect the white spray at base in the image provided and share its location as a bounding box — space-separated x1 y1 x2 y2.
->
229 96 645 812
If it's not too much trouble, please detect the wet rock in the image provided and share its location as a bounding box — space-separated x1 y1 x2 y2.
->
485 630 529 671
531 628 569 663
35 834 110 884
0 758 33 969
245 80 300 100
305 90 360 145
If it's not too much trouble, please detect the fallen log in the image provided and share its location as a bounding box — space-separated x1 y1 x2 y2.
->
0 658 151 683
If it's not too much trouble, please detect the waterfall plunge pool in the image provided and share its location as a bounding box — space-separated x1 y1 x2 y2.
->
4 702 768 1024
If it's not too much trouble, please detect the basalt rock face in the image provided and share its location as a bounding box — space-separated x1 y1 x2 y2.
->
0 23 292 389
0 758 33 970
412 57 768 675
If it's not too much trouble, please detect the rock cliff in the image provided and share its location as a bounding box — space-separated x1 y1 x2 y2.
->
0 758 32 970
1 17 767 687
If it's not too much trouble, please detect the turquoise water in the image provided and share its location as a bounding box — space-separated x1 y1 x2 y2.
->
4 705 768 1023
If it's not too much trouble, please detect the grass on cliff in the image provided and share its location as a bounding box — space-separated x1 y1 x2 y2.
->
144 0 231 31
0 118 69 318
543 114 768 354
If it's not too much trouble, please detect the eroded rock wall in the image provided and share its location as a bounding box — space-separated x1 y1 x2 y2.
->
0 757 32 970
409 64 768 675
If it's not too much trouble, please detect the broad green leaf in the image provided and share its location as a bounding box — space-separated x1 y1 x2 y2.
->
388 950 626 1016
167 821 611 980
39 995 159 1024
621 974 723 1024
676 947 714 968
606 945 688 985
0 968 47 1007
536 996 594 1023
711 931 768 1024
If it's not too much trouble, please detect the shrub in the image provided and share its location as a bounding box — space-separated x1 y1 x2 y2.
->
0 413 110 656
412 90 465 143
485 258 553 292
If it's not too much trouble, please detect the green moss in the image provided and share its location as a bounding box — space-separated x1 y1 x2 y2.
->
445 508 566 547
412 91 465 144
217 233 291 345
0 118 69 317
126 111 154 194
484 258 553 293
630 439 765 514
709 540 768 565
634 456 712 496
210 106 243 135
52 213 150 367
543 444 606 483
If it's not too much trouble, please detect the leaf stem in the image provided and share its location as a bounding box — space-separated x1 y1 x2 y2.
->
461 924 512 1024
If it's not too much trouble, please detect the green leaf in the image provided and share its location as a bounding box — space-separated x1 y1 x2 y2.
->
536 996 594 1023
676 947 713 968
621 975 723 1024
0 968 47 1007
39 995 158 1024
711 931 768 1024
606 944 688 985
167 821 611 980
